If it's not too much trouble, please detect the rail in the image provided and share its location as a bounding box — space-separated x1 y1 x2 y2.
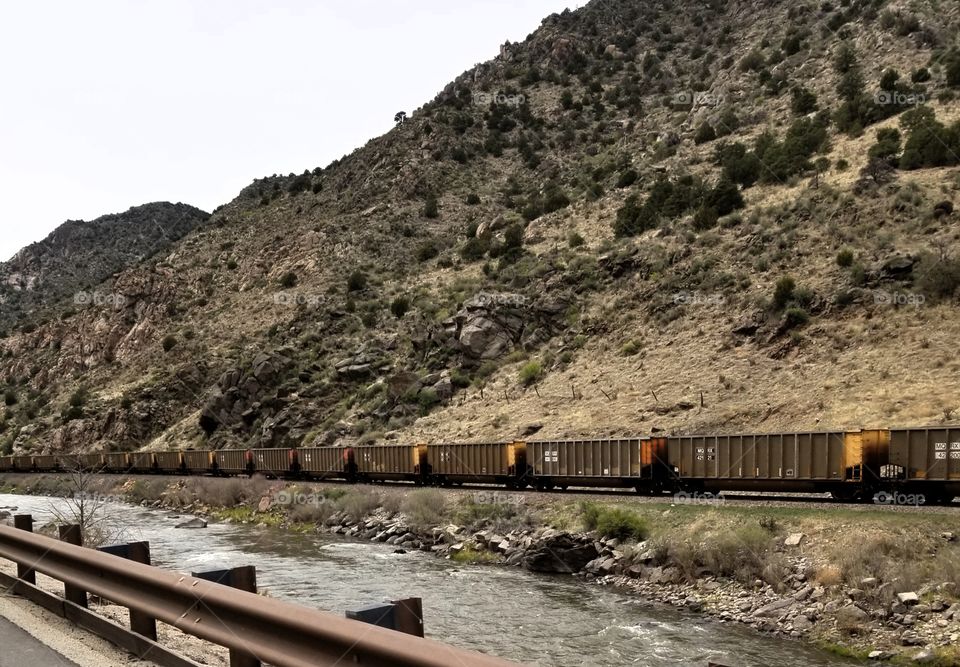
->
0 522 517 667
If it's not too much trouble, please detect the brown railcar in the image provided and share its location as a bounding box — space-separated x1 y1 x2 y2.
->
250 448 295 477
214 449 252 475
298 447 353 480
353 444 425 482
183 450 214 474
427 442 524 486
526 438 665 490
32 455 60 471
155 451 185 473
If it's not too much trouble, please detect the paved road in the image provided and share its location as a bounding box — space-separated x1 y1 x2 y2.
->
0 615 80 667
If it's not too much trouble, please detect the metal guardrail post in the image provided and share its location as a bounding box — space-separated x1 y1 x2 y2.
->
99 541 158 640
12 515 35 584
346 597 424 637
391 598 425 638
192 566 260 667
58 525 87 608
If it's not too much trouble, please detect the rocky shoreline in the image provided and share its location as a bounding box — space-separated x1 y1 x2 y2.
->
217 503 959 665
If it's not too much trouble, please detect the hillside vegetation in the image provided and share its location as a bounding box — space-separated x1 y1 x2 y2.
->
2 0 960 456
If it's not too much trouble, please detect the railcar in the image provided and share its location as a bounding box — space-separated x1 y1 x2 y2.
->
353 444 426 483
250 448 297 478
183 450 215 474
298 447 354 481
214 450 253 476
0 456 12 472
426 442 525 487
155 451 185 473
525 437 669 492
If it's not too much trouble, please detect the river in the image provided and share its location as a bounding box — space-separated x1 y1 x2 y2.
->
0 493 858 667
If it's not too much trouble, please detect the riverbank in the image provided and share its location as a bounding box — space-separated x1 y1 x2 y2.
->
2 473 959 665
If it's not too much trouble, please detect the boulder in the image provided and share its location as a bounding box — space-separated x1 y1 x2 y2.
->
835 604 870 629
784 533 805 547
522 533 599 573
175 518 208 529
898 592 920 606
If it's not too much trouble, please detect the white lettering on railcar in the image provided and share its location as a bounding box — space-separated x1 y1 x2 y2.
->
935 442 947 450
935 452 947 460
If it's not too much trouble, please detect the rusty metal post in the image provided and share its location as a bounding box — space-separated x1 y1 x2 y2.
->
58 525 87 608
192 566 260 667
12 515 35 584
391 598 425 637
99 542 157 640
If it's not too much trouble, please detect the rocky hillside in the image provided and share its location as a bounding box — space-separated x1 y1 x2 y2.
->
0 202 210 335
2 0 960 456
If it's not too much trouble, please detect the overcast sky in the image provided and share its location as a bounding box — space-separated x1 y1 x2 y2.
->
0 0 577 261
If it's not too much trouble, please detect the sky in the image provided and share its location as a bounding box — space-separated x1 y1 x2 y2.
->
0 0 579 261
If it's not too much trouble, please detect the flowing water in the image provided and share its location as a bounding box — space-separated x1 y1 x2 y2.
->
0 493 859 667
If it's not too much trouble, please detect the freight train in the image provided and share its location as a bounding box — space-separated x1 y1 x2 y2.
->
1 426 958 504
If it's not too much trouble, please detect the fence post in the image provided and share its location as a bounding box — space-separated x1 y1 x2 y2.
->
58 525 87 608
12 515 35 584
192 566 260 667
98 542 157 640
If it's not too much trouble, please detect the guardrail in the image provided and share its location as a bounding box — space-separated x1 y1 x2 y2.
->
0 519 516 667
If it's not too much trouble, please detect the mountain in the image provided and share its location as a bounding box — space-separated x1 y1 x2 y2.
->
2 0 960 456
0 202 210 334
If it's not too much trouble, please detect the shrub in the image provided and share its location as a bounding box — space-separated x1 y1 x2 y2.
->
3 390 16 406
868 127 901 164
347 271 367 292
621 340 641 356
783 307 810 328
416 241 439 262
694 122 717 144
518 361 542 386
460 237 488 262
336 489 381 519
616 169 638 188
790 86 818 114
916 256 960 301
390 297 410 319
402 489 449 529
911 68 931 83
580 502 648 541
692 206 719 231
772 276 796 310
705 177 744 216
278 271 297 288
836 249 854 267
947 51 960 87
417 388 440 414
161 335 178 352
465 193 481 205
423 196 440 219
567 231 585 248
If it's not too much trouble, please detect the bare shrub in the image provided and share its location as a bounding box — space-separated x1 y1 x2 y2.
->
336 489 381 520
402 489 449 530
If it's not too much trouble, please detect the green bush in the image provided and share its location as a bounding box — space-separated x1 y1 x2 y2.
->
423 196 440 219
416 241 439 262
465 193 481 205
161 335 178 352
417 389 440 414
390 297 410 319
278 271 297 288
460 237 488 262
580 502 648 541
347 271 367 292
772 276 796 310
3 390 16 407
836 249 854 267
783 307 809 328
694 122 717 144
518 361 542 386
692 206 719 231
616 169 638 188
790 86 818 115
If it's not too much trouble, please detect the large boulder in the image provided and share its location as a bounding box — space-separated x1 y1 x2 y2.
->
522 533 599 573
